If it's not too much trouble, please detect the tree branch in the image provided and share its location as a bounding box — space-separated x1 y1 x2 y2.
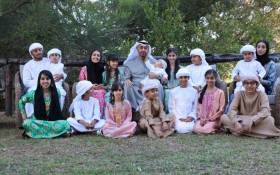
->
0 0 31 17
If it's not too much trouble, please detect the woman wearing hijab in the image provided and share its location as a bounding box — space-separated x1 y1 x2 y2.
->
79 50 106 116
256 40 277 95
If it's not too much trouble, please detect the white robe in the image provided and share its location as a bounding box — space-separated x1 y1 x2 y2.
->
23 57 50 90
184 64 212 87
168 86 198 133
49 63 67 109
67 97 105 132
232 60 266 93
143 60 167 102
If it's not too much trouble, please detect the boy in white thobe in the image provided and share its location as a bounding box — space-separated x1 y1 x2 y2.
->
184 48 212 91
168 68 198 133
47 48 67 109
67 80 105 133
232 44 266 94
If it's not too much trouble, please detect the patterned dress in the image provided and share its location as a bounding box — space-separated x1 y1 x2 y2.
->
102 67 125 103
102 100 136 138
18 90 70 138
164 69 179 112
194 88 225 134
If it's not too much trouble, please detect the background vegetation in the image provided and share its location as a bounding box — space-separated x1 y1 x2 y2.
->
1 0 280 80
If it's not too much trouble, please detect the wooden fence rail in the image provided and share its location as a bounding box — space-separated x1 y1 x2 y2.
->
1 53 280 66
1 53 280 116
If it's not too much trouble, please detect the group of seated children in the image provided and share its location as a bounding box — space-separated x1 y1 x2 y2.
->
19 43 280 139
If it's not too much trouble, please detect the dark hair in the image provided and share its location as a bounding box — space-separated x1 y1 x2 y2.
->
198 69 219 104
104 53 120 86
34 70 63 121
165 47 180 80
256 40 270 66
86 49 104 84
109 81 124 105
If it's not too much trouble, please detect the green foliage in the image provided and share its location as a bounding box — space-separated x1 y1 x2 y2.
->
1 0 280 80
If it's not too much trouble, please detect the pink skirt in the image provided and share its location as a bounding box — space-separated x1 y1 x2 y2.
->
102 121 137 138
91 89 106 116
194 120 219 134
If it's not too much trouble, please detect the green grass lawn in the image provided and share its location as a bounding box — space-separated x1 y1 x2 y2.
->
1 116 280 175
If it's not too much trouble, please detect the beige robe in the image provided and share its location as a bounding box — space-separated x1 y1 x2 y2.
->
221 91 280 138
139 98 175 138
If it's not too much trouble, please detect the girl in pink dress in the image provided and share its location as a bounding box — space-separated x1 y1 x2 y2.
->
79 50 106 116
102 82 137 138
194 69 225 134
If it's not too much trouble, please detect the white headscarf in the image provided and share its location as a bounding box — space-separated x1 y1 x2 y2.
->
29 42 43 58
176 68 190 79
241 75 260 85
240 44 256 59
141 79 158 94
190 48 209 66
47 48 62 63
69 80 93 112
124 40 155 64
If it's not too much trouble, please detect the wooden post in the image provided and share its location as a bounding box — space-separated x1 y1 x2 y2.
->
5 64 13 116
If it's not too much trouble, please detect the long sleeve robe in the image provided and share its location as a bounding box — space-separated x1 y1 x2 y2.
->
232 60 266 93
221 91 280 138
123 57 150 110
184 64 212 87
139 98 175 138
194 88 225 134
67 97 105 132
102 100 136 138
22 57 50 90
168 86 198 133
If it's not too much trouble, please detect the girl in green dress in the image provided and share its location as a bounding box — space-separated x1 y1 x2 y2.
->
102 53 124 103
19 70 70 138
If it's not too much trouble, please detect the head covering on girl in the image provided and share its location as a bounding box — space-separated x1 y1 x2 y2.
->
190 48 208 66
86 50 104 84
256 40 270 66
